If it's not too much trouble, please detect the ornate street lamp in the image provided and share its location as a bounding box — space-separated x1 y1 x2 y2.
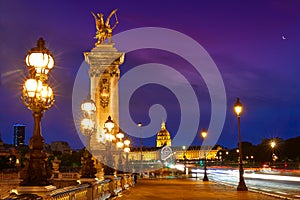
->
104 116 115 175
105 116 115 132
123 138 131 173
20 38 54 186
201 128 209 182
116 131 125 174
80 95 96 150
124 138 130 152
81 95 96 116
116 130 125 149
234 98 248 191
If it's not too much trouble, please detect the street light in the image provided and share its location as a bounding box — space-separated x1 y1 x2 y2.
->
138 122 143 175
81 95 96 115
234 97 248 191
20 38 54 186
138 122 142 159
116 129 125 149
104 116 116 142
201 128 209 182
116 131 130 174
124 138 131 173
80 95 96 150
104 116 115 175
124 138 131 152
271 140 276 164
105 116 115 132
182 146 187 175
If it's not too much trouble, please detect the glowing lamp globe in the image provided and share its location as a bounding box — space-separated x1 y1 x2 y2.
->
24 79 42 98
81 96 96 115
201 128 207 139
104 116 115 132
25 38 54 76
124 138 130 146
234 98 243 116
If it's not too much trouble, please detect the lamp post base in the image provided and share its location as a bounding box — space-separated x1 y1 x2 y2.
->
237 178 248 191
203 174 209 182
237 164 248 191
20 133 52 186
237 183 248 191
203 166 209 181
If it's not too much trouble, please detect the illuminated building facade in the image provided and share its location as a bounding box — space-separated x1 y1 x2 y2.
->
127 122 221 162
156 121 172 147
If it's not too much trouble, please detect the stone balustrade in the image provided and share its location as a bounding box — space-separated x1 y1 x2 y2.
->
4 173 134 199
48 184 90 200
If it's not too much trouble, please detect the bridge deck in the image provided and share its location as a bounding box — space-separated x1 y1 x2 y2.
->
115 178 280 200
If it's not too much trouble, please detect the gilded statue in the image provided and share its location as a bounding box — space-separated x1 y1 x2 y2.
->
92 9 119 46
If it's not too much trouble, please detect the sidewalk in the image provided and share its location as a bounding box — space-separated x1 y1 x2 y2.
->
114 178 280 200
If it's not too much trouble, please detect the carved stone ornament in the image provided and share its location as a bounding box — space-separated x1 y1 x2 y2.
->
100 78 110 108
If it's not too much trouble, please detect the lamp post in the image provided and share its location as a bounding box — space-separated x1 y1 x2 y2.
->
201 129 209 182
80 95 96 150
234 97 248 191
116 129 125 173
124 138 131 173
104 116 115 175
138 122 142 175
20 38 54 186
182 146 187 175
270 140 276 165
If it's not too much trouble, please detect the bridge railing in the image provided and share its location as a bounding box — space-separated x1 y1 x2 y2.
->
47 174 134 200
3 173 134 199
48 184 89 200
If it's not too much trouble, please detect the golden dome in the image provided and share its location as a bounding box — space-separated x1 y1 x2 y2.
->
157 121 170 137
156 121 172 147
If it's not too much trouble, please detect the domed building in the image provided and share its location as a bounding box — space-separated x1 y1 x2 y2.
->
156 121 172 147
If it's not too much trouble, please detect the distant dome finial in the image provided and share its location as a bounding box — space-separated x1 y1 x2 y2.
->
161 119 166 130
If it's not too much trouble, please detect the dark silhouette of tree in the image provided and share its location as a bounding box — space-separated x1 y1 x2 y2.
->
283 136 300 161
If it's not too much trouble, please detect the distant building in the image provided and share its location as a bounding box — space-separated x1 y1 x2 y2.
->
156 121 172 147
13 124 25 146
50 141 72 154
128 121 221 161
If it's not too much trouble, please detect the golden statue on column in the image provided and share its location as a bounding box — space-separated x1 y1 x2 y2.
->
92 9 119 46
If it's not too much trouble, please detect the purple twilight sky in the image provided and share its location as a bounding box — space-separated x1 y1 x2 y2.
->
1 0 300 149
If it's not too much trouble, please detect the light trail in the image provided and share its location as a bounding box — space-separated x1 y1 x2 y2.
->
244 172 300 182
203 168 300 199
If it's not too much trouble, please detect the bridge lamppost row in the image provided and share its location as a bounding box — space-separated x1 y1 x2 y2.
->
20 38 54 186
201 128 209 182
234 97 248 191
80 95 96 150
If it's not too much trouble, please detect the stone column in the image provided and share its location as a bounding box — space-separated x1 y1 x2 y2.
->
84 43 124 151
